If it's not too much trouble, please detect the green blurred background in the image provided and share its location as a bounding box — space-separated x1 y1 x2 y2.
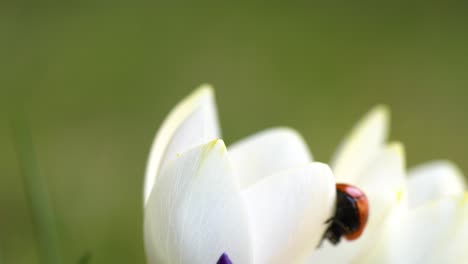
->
2 2 468 263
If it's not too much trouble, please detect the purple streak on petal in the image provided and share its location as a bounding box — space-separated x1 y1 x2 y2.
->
216 253 233 264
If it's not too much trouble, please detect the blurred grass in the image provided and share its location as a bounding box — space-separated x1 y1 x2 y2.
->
11 112 61 264
1 2 468 263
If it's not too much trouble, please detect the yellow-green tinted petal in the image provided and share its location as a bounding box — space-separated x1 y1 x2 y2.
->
144 140 252 264
144 85 220 205
331 105 389 183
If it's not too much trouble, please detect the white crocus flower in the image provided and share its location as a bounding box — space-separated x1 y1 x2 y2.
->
309 106 467 264
143 86 336 264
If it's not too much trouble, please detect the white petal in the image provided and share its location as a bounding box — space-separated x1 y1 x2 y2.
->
433 194 468 263
229 128 313 189
331 105 389 183
309 143 407 263
357 143 406 198
144 85 221 205
364 195 468 264
144 140 252 264
242 162 336 264
408 161 466 208
358 199 409 264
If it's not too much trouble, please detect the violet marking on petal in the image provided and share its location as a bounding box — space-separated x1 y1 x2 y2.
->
216 253 233 264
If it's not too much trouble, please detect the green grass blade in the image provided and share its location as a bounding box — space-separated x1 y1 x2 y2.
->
11 113 62 264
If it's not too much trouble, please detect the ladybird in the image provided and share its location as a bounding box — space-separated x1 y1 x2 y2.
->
321 183 369 245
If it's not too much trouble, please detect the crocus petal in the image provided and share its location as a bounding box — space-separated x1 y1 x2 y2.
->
331 105 389 183
356 142 406 189
217 253 233 264
229 128 313 189
144 140 252 264
407 161 466 208
144 85 220 205
242 162 336 264
433 194 468 263
358 198 408 264
309 143 406 263
364 195 468 264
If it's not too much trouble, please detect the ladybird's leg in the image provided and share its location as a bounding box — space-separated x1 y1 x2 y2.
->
318 229 332 247
319 221 344 246
325 223 342 245
318 221 335 248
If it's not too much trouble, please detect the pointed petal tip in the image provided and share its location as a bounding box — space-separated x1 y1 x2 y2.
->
350 104 391 142
372 104 390 117
387 141 405 159
368 104 390 122
365 104 390 129
204 139 227 154
143 85 219 206
357 104 388 129
193 83 214 97
331 105 391 182
184 84 215 107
